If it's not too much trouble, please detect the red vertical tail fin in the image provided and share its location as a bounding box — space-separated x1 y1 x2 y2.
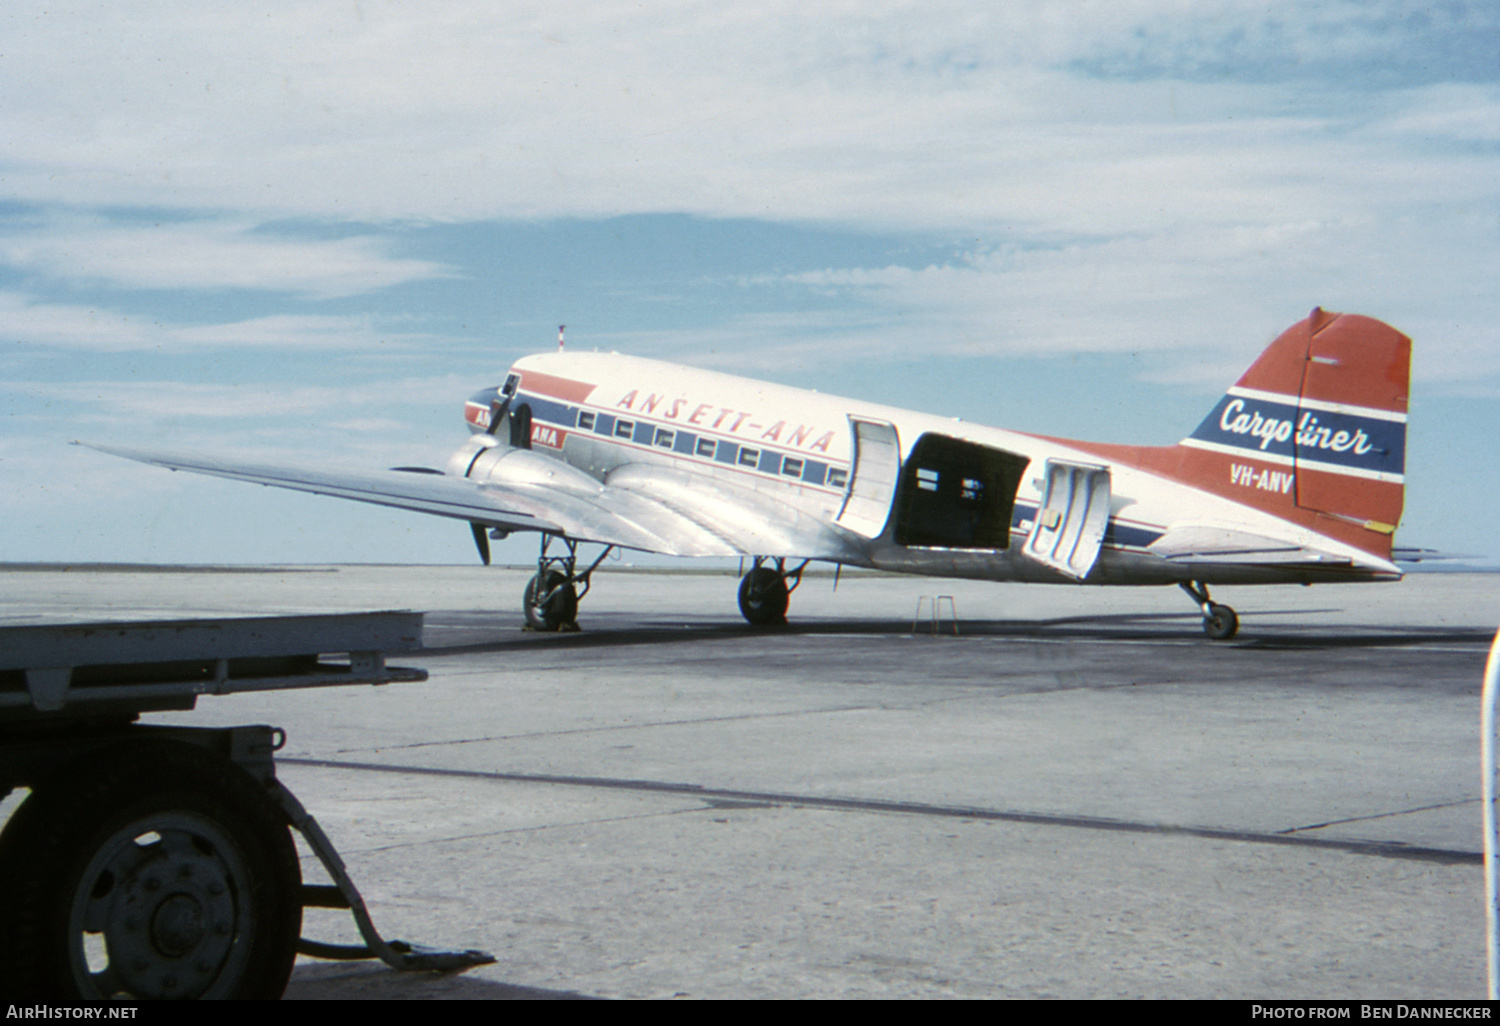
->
1179 309 1410 557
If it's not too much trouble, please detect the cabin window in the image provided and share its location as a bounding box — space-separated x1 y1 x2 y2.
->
738 447 760 468
781 457 804 479
654 428 675 448
615 419 635 439
828 467 849 489
577 411 596 431
696 437 717 458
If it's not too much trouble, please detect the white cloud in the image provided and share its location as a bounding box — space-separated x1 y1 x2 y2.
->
0 292 437 352
1 8 1495 383
1 2 1494 229
0 220 449 297
612 210 1500 388
7 373 477 422
0 293 154 350
2 3 1495 393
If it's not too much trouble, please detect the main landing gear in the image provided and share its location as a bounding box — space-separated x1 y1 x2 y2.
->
737 557 808 626
524 535 614 632
1179 581 1239 641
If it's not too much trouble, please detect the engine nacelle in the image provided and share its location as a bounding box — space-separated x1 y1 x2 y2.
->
445 434 500 477
447 436 603 496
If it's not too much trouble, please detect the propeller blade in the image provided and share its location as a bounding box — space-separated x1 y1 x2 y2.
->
470 522 491 565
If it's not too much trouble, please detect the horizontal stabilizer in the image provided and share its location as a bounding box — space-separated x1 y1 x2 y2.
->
1148 524 1354 566
1391 547 1479 564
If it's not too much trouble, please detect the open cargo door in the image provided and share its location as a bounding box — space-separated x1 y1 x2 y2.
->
1022 460 1111 579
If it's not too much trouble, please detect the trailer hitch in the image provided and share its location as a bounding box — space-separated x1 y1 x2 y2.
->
272 780 495 973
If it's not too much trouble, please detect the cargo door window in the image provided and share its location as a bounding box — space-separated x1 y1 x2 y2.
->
893 434 1028 549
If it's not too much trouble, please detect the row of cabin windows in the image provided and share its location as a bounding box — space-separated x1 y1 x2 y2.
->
572 407 848 490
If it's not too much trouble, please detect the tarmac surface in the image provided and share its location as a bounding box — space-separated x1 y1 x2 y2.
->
1 564 1498 999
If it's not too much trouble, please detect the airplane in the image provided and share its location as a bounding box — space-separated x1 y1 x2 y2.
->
86 307 1411 641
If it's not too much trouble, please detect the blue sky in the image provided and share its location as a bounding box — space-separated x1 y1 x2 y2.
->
2 1 1497 566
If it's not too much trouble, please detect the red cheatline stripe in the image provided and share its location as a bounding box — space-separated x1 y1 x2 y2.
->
520 370 596 403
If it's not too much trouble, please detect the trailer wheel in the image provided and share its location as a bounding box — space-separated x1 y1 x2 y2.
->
0 739 301 999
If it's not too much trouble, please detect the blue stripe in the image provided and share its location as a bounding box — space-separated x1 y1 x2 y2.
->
1010 502 1162 550
517 393 575 428
1188 394 1404 475
1103 520 1163 548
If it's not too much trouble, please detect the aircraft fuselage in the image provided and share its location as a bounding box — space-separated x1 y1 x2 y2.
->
465 349 1401 588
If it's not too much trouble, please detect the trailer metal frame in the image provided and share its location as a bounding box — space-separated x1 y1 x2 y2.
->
0 611 492 999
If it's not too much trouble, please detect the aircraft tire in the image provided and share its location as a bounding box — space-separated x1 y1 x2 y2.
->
524 570 578 631
0 738 301 999
738 567 789 626
1203 603 1239 641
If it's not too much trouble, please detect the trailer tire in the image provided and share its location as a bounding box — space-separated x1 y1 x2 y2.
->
0 738 301 999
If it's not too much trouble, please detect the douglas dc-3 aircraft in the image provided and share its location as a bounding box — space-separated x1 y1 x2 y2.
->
91 307 1412 640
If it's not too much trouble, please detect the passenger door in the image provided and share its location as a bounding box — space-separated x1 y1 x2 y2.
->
835 418 901 539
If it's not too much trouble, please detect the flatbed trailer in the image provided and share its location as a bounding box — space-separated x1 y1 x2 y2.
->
0 611 492 999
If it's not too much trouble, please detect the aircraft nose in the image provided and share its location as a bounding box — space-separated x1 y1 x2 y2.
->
464 386 503 431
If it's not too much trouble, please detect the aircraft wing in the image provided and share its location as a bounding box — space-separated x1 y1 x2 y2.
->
1146 524 1361 567
80 441 862 561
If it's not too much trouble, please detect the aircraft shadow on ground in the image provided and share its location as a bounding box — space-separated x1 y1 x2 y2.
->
1233 628 1495 650
418 610 1493 654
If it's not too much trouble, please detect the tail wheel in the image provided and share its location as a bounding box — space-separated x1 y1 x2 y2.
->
525 570 578 631
738 567 789 626
0 739 301 1000
1203 603 1239 641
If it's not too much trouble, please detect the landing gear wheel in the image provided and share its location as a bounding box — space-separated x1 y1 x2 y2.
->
525 570 579 631
1203 603 1239 641
0 739 301 999
738 567 789 626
